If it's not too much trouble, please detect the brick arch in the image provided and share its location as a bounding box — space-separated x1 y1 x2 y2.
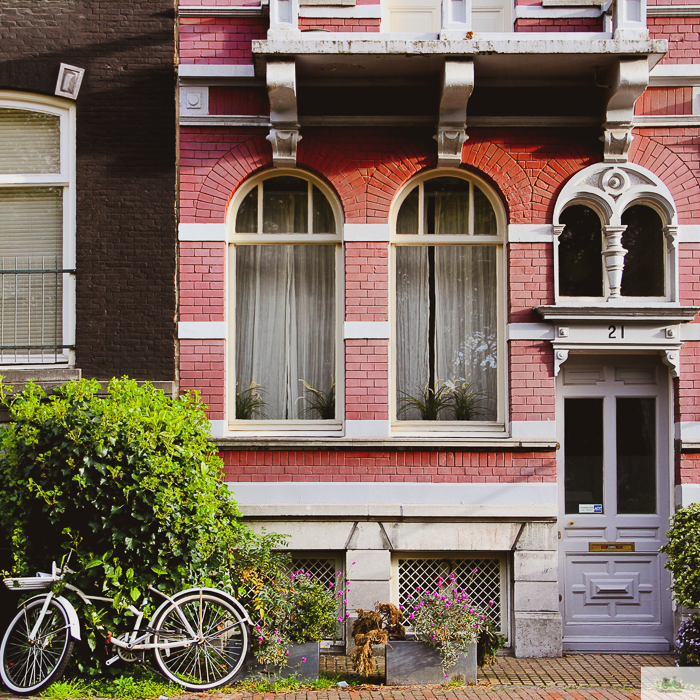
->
533 144 601 223
195 135 271 223
629 132 700 224
461 139 532 223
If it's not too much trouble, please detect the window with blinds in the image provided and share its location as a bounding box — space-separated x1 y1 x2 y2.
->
0 101 72 364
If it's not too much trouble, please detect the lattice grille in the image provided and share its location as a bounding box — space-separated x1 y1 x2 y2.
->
398 557 503 631
289 557 344 643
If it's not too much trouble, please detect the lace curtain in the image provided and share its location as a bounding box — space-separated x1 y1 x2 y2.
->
236 244 335 420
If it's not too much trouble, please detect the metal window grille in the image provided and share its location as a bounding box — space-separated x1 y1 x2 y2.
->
289 556 345 645
398 556 505 635
0 257 74 364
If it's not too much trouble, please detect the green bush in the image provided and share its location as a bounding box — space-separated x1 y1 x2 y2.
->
0 377 288 675
661 503 700 608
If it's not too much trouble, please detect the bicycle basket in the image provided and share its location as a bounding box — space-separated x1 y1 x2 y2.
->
3 576 53 591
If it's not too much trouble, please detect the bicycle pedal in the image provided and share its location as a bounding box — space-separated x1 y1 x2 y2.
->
106 656 120 666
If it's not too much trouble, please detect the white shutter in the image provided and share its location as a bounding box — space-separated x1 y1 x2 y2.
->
0 108 61 175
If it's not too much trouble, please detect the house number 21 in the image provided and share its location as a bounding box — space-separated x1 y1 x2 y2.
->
608 325 625 339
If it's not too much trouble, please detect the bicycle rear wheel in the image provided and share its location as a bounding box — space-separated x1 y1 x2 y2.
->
152 590 248 690
0 598 74 695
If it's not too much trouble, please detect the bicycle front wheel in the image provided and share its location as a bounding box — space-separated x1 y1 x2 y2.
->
0 598 74 695
152 590 249 690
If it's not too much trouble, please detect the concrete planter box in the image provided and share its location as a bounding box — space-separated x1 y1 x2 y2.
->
236 641 320 681
385 639 477 686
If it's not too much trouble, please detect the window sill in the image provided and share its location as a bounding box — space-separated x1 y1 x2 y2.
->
0 367 80 393
536 304 700 323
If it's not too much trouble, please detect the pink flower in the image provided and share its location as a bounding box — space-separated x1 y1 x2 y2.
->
302 657 307 663
488 600 495 607
473 568 478 573
285 650 289 656
337 571 342 576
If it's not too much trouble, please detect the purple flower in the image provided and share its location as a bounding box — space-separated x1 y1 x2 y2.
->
285 650 289 656
337 571 342 576
473 568 478 573
302 657 307 663
488 600 495 607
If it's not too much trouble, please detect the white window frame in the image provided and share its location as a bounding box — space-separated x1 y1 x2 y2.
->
227 169 344 434
553 163 679 306
0 92 76 368
389 169 507 434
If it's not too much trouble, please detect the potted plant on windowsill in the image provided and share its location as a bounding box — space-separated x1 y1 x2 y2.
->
239 569 344 680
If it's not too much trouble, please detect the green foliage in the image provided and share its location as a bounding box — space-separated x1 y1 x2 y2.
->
448 381 490 421
298 380 335 419
0 377 287 676
397 382 452 420
251 570 339 667
477 617 506 668
235 382 268 419
42 669 192 699
661 503 700 608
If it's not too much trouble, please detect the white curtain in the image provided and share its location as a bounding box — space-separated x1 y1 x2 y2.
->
396 245 497 420
236 244 335 420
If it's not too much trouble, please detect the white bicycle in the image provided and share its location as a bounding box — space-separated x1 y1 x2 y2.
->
0 559 251 695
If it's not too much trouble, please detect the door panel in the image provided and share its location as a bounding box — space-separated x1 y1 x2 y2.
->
558 356 672 652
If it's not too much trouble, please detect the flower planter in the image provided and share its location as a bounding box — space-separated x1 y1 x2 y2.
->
236 641 320 681
385 639 477 686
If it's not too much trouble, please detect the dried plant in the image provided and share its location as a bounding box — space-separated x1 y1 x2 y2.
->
298 379 335 419
349 603 405 676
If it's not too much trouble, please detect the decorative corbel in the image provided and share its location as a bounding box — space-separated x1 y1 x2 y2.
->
662 349 681 378
266 61 300 168
554 349 569 377
664 224 679 254
434 60 474 168
602 225 627 299
602 58 648 163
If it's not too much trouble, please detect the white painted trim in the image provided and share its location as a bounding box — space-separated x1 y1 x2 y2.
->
209 420 227 438
345 419 391 437
676 421 700 440
694 86 700 115
178 64 256 79
634 115 700 127
344 223 391 241
180 115 269 127
300 3 381 16
650 64 700 87
178 321 227 339
681 324 700 341
178 223 227 241
514 4 603 17
507 323 555 341
511 420 557 440
179 5 265 16
228 481 558 505
675 484 700 508
508 224 554 243
677 225 700 243
344 321 390 339
648 4 700 16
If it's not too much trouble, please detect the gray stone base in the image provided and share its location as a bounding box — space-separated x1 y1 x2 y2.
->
385 640 477 686
237 641 320 681
513 612 562 658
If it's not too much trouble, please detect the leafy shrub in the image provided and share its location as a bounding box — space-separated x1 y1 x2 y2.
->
661 504 700 608
252 569 341 668
0 377 288 675
676 615 700 666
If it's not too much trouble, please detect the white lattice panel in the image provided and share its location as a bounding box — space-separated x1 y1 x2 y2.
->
398 557 504 633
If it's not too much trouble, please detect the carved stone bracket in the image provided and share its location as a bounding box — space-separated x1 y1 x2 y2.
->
662 348 681 378
434 60 474 168
602 58 649 163
554 349 569 377
266 61 300 167
664 225 679 254
602 225 628 299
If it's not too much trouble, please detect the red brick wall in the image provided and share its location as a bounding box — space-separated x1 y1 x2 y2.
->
180 339 226 420
346 340 390 421
221 449 557 482
635 87 693 116
649 17 700 64
509 243 554 324
677 453 700 485
179 242 226 323
514 17 604 31
179 17 267 64
345 242 388 322
509 341 555 422
209 87 269 115
299 17 381 31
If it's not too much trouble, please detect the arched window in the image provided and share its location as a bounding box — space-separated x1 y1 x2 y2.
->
229 171 342 425
392 174 504 425
553 164 676 302
558 205 603 298
0 93 76 365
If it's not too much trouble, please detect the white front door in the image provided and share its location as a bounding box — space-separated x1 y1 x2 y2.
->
558 355 673 652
